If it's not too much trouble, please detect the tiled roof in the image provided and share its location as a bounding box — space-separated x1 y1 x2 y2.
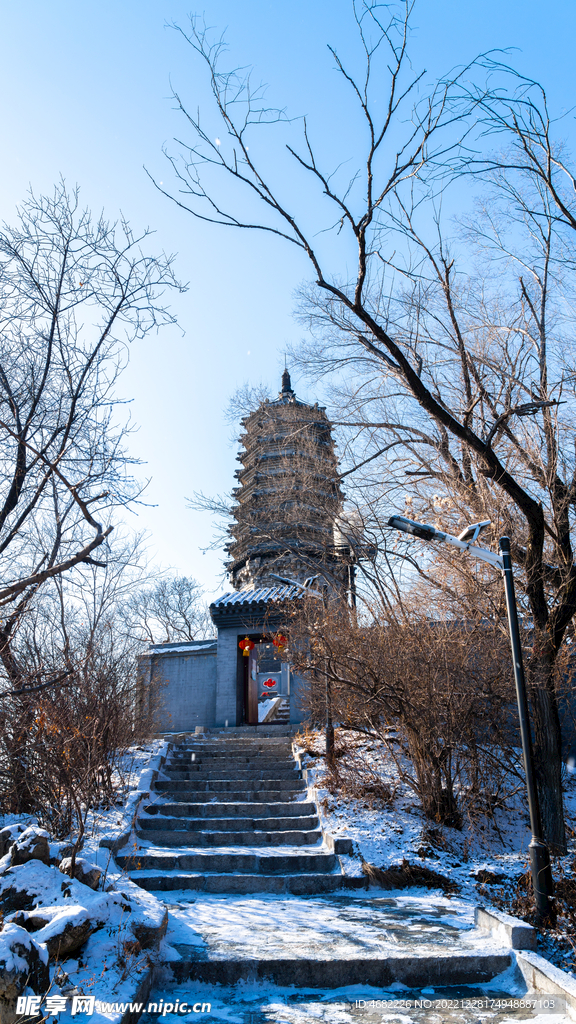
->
149 640 217 654
210 585 302 609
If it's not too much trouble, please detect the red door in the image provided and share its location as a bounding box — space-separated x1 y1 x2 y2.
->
246 646 259 724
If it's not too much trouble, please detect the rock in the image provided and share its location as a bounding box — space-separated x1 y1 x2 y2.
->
474 868 506 885
26 905 102 960
6 911 50 933
50 842 75 866
0 826 25 861
40 915 96 959
0 886 36 915
415 846 440 859
9 827 50 867
131 906 168 949
59 857 102 890
0 861 83 914
0 923 49 1024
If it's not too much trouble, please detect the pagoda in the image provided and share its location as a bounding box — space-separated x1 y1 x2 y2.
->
226 370 346 591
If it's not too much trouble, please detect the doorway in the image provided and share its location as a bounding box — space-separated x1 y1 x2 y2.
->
237 635 287 725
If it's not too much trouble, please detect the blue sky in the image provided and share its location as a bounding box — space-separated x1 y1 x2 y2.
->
2 0 575 596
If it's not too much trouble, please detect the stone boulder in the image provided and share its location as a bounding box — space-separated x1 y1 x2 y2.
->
0 825 25 862
7 910 50 933
0 885 36 915
10 904 103 959
9 827 50 867
33 906 98 959
473 868 506 885
59 857 102 891
52 843 75 865
131 906 168 949
0 923 49 1024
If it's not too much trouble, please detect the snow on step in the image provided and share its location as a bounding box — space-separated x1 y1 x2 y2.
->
140 892 516 1000
123 735 345 894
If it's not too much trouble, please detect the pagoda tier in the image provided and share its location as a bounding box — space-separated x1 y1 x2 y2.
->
227 370 347 591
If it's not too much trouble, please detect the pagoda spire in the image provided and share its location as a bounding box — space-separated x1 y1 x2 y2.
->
280 367 294 396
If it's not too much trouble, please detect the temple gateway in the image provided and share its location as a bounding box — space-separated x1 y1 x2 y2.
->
138 372 353 733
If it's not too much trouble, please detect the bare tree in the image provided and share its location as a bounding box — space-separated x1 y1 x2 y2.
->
293 113 576 853
0 533 160 819
224 381 273 425
158 1 576 852
0 182 181 691
125 575 214 642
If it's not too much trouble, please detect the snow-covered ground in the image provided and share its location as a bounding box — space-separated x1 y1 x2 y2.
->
294 729 576 979
139 977 569 1024
0 741 170 1022
158 889 494 960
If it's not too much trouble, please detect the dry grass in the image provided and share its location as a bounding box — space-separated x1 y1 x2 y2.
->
362 857 460 895
319 734 397 809
486 861 576 974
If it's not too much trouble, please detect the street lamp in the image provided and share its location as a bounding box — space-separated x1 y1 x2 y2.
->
387 514 555 925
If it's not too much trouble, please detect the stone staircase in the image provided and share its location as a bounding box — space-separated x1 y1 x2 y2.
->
117 734 346 895
266 696 290 724
122 734 550 1021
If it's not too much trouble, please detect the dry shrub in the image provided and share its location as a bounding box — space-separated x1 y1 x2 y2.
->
0 648 157 841
290 602 520 829
362 858 460 894
320 734 396 808
295 727 323 759
489 863 576 961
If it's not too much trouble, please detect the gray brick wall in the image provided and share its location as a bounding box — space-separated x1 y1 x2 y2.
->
140 649 217 732
215 625 251 726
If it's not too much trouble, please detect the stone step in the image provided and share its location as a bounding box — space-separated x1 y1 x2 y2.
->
166 761 293 770
188 726 296 736
135 828 322 846
165 759 297 767
162 769 301 781
130 872 346 894
168 952 513 988
131 735 336 900
168 752 294 761
181 740 294 749
152 789 307 803
177 750 294 759
138 814 319 831
116 850 337 874
154 779 305 793
143 801 317 818
171 749 294 758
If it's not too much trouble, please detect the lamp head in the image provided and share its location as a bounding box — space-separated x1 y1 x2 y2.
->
387 516 441 541
457 520 491 543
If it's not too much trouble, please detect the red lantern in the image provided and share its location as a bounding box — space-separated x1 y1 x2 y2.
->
239 637 255 658
272 632 288 653
262 678 277 688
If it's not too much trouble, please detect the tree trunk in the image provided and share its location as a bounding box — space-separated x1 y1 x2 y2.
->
528 650 566 855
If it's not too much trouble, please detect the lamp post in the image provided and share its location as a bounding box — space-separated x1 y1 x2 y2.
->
387 515 555 925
